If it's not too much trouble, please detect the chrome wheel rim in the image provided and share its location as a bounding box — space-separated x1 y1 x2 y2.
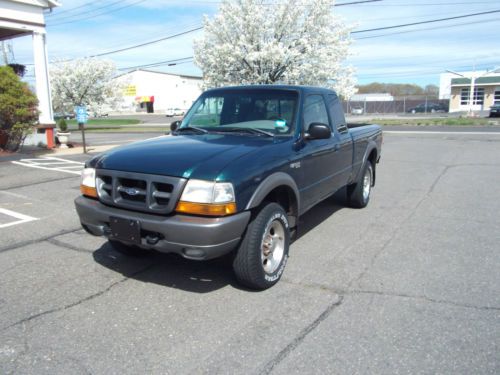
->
362 167 371 201
261 220 285 274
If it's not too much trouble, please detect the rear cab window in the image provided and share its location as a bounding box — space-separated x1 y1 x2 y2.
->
327 94 348 133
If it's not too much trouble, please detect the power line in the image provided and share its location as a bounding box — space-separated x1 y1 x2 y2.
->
48 0 124 20
352 9 500 33
48 0 147 27
356 17 500 39
118 57 194 71
45 1 100 17
353 1 500 6
88 26 203 58
335 0 382 6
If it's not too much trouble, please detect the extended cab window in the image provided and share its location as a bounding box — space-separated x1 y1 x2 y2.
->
182 89 298 135
328 94 347 132
304 95 330 130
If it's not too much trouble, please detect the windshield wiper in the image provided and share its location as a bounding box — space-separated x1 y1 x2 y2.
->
174 126 208 134
222 127 274 137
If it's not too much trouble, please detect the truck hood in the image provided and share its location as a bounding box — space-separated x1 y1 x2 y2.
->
91 134 278 180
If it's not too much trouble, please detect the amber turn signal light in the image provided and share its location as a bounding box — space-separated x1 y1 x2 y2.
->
175 201 237 216
80 185 98 198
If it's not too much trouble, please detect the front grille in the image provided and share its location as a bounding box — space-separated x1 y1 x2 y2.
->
96 170 186 214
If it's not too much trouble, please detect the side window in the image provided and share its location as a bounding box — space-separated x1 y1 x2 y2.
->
304 95 330 130
328 94 347 131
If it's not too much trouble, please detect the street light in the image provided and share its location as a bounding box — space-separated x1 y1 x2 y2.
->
447 66 500 116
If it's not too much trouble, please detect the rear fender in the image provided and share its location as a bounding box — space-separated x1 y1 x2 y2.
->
354 141 378 185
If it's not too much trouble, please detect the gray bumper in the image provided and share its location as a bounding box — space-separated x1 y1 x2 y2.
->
74 196 251 260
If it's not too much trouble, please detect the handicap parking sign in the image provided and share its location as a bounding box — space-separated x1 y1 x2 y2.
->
75 106 88 124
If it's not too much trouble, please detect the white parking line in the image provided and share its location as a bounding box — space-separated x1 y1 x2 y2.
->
0 208 38 229
11 157 84 175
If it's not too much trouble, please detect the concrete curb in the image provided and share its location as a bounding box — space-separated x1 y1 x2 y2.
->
40 144 119 156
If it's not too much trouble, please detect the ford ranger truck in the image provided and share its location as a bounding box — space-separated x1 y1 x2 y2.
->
75 85 382 290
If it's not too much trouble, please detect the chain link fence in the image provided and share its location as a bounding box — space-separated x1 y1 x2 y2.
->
342 97 450 115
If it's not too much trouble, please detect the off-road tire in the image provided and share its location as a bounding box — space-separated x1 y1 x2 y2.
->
233 202 290 290
347 162 373 208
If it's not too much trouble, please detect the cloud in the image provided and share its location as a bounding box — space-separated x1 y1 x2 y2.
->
10 0 500 87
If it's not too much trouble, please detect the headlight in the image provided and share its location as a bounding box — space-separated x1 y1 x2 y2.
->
80 168 98 198
176 179 236 216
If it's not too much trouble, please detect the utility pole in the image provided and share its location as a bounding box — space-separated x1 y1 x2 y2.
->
1 41 9 64
468 62 476 116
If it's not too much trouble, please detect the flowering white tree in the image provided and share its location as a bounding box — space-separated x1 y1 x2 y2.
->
50 58 124 114
194 0 357 98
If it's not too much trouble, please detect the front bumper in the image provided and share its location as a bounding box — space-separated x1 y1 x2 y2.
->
74 196 250 260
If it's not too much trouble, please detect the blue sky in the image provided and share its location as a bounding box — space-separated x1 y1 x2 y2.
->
10 0 500 87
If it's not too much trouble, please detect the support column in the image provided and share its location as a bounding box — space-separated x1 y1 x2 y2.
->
32 31 55 147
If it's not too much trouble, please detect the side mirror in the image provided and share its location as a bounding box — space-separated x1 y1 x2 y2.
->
306 123 331 140
170 120 181 132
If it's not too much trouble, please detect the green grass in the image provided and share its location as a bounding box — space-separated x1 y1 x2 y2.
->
67 118 141 126
360 117 494 126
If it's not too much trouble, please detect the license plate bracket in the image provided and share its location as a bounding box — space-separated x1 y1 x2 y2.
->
109 216 141 244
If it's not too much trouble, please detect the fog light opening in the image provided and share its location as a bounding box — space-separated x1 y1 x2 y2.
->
183 248 206 259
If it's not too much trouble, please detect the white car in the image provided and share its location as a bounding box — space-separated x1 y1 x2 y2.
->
165 108 185 117
351 106 364 115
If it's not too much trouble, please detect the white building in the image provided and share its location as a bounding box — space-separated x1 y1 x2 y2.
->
0 0 59 147
439 70 500 112
116 69 203 114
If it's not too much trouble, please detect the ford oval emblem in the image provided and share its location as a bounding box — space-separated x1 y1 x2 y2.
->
124 187 140 196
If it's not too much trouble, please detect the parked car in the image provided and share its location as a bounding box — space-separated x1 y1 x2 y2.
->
351 106 364 115
489 104 500 117
75 85 382 290
93 112 109 118
165 108 185 117
54 111 75 120
407 103 448 114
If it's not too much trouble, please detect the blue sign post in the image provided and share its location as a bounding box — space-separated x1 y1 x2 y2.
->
75 106 88 153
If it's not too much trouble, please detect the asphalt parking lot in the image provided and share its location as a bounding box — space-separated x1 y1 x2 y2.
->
1 130 499 374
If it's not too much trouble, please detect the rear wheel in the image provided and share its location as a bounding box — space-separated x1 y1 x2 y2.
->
233 202 290 290
347 162 373 208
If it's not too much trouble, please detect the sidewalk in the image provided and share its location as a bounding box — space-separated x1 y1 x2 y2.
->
0 143 118 161
41 144 118 156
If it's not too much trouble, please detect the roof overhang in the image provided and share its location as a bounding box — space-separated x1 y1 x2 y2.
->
451 76 500 87
7 0 61 9
0 0 60 41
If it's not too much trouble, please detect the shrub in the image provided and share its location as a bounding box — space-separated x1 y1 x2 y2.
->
0 66 39 151
57 118 68 132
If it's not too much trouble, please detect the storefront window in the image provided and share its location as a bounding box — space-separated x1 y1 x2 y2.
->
494 88 500 105
460 87 485 105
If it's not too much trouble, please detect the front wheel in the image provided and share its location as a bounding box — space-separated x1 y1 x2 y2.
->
347 162 373 208
233 202 290 290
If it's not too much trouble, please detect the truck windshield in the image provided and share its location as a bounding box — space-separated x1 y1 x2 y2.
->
180 89 298 136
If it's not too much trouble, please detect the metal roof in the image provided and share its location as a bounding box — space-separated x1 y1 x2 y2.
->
451 76 500 86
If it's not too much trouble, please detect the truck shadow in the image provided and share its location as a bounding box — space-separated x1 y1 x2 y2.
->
92 245 237 293
92 193 345 293
294 193 345 242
